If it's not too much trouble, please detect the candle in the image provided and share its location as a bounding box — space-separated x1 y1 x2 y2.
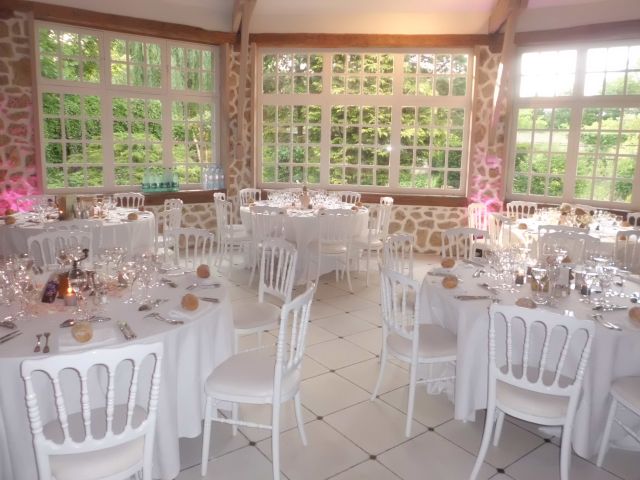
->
64 287 77 306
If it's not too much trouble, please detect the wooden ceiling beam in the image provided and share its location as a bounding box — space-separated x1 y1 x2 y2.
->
2 0 236 44
488 0 527 34
250 33 492 48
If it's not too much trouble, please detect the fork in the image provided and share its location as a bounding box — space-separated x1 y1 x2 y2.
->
592 314 622 331
186 282 221 290
144 312 184 325
33 334 42 353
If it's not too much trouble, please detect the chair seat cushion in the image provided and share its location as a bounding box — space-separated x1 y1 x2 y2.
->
234 301 281 332
387 324 457 361
205 349 300 403
612 376 640 413
496 380 570 421
320 243 348 255
45 405 147 480
352 234 383 249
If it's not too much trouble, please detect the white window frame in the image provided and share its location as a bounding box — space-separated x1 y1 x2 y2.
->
255 48 473 194
507 40 640 210
35 21 220 194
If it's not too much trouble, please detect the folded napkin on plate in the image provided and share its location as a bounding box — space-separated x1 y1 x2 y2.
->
58 325 118 352
429 267 456 275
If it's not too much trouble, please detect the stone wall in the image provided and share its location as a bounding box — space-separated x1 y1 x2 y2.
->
0 11 37 214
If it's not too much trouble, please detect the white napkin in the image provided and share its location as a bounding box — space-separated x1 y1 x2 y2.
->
58 325 118 352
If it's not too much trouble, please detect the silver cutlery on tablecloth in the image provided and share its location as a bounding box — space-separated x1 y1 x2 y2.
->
0 330 21 345
144 312 184 325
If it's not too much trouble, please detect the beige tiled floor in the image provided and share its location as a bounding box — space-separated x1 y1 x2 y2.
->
177 255 639 480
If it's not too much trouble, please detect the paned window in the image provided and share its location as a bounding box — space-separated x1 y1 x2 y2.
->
36 22 218 192
509 42 640 208
257 49 472 193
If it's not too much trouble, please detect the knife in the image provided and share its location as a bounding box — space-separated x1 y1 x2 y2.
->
0 330 22 345
454 295 491 301
427 271 451 277
199 297 220 303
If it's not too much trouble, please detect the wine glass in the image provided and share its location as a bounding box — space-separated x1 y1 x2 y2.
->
120 261 139 304
68 266 87 318
584 272 599 304
530 266 548 304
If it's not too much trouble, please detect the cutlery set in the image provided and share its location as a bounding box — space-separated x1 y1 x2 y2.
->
592 314 622 331
144 312 184 325
186 282 221 290
33 332 50 353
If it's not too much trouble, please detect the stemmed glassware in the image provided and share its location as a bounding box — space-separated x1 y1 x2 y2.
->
120 260 140 304
530 266 548 304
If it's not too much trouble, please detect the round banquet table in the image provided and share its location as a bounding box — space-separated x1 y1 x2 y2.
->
240 202 369 284
418 262 640 459
0 208 156 258
0 272 233 480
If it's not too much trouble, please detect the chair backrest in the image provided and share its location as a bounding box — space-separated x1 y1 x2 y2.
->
506 201 536 219
487 212 513 248
627 212 640 227
538 224 584 237
382 233 414 279
251 209 286 248
21 343 163 478
238 188 261 207
159 207 182 234
488 304 594 405
273 283 315 403
615 229 640 273
114 192 144 209
214 198 232 232
339 191 361 204
28 229 93 266
468 202 488 231
168 227 215 269
163 198 183 211
379 266 420 344
212 192 226 202
380 196 394 206
16 195 56 212
318 209 356 246
538 231 600 264
259 238 298 304
441 227 488 259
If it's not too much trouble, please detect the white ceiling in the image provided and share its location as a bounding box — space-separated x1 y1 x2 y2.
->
34 0 640 34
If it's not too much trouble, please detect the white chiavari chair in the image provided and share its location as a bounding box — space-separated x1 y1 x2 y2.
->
338 191 361 204
441 227 488 260
382 233 415 279
238 188 261 207
28 229 93 267
214 198 250 271
615 229 640 273
313 209 356 291
248 206 287 285
627 212 640 227
353 201 393 285
21 342 163 480
538 231 600 264
201 284 315 480
506 201 536 220
372 266 457 437
167 227 215 270
467 202 488 231
113 192 145 209
469 305 595 480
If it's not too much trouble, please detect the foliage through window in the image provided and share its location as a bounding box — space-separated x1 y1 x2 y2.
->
257 49 472 193
510 42 640 207
36 23 218 192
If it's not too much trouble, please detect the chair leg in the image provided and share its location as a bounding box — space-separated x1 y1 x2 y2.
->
272 401 281 480
365 248 371 286
469 406 496 480
370 340 388 400
597 398 618 467
294 392 307 446
560 420 574 480
201 398 214 476
231 403 239 436
405 361 418 437
493 409 505 446
345 252 353 292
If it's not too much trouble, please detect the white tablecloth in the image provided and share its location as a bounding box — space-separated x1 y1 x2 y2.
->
0 208 156 257
240 203 369 284
0 273 233 480
419 263 640 458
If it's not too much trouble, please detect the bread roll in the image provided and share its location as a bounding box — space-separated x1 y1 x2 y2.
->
5 208 15 215
181 293 199 311
4 215 16 225
441 257 456 269
442 275 458 289
562 255 572 264
516 297 536 309
196 264 210 279
138 206 145 212
127 212 138 221
629 306 640 326
518 223 528 230
71 322 93 343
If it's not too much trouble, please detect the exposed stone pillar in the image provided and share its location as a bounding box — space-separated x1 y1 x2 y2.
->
467 45 504 212
0 10 37 213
